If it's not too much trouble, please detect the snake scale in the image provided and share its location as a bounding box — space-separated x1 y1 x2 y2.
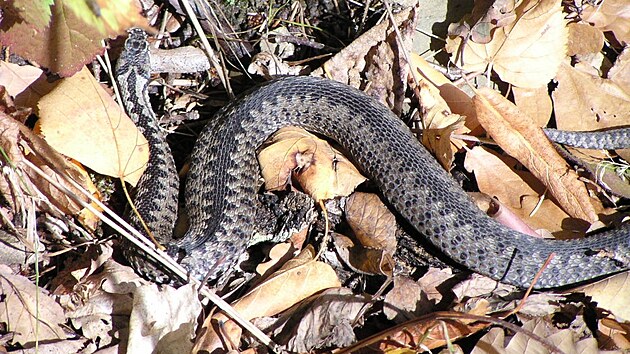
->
116 29 630 289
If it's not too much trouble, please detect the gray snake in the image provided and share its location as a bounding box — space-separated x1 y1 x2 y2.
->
116 29 630 289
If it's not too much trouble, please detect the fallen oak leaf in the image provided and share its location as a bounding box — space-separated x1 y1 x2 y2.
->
473 87 603 223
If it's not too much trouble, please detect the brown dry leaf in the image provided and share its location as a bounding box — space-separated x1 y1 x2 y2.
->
0 265 66 346
258 127 366 201
609 47 630 93
472 317 599 354
464 146 586 237
599 318 630 350
35 66 149 186
271 287 371 351
553 62 630 134
349 312 490 352
512 86 552 127
332 232 395 276
582 0 630 45
384 270 454 321
410 69 466 169
473 87 603 223
311 5 417 114
345 192 397 254
572 271 630 322
409 53 479 133
193 246 340 352
567 22 605 56
447 0 517 44
445 0 567 88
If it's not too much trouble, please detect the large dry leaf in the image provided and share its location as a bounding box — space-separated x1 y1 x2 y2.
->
35 66 148 186
573 271 630 322
473 87 603 223
258 127 366 201
553 62 630 133
464 146 585 237
512 86 552 127
445 0 567 88
0 265 66 346
311 6 417 114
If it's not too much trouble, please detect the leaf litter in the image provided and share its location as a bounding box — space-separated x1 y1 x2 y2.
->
0 0 629 352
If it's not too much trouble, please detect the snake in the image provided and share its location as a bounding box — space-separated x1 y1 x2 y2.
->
115 28 630 289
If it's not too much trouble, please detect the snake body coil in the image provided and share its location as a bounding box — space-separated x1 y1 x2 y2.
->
117 29 630 289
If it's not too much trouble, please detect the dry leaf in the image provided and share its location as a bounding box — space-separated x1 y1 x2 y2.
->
272 287 370 351
332 232 395 276
464 146 588 237
609 47 630 93
384 270 454 321
312 6 418 114
258 127 366 201
473 87 603 223
582 0 630 45
193 247 340 352
409 53 479 133
472 317 600 354
567 22 605 56
0 61 44 97
446 0 567 88
35 66 149 186
0 265 66 346
573 271 630 322
553 62 630 134
512 86 552 127
344 192 397 254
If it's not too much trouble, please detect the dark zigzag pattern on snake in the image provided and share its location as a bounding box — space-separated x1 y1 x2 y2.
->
116 29 630 289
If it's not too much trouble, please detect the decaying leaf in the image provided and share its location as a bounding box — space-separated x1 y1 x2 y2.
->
473 87 603 223
384 270 455 321
193 246 340 352
312 5 418 114
271 287 371 351
35 66 149 186
0 265 66 346
446 0 567 88
258 127 366 201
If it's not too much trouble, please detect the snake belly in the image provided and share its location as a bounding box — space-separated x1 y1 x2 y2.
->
117 30 630 289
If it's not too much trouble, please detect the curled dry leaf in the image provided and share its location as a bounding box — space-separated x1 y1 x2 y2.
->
35 66 149 186
193 246 340 352
446 0 567 88
258 127 366 201
473 87 603 223
332 232 395 276
0 265 66 346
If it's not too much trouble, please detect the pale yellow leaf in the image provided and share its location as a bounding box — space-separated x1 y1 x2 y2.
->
36 66 148 186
